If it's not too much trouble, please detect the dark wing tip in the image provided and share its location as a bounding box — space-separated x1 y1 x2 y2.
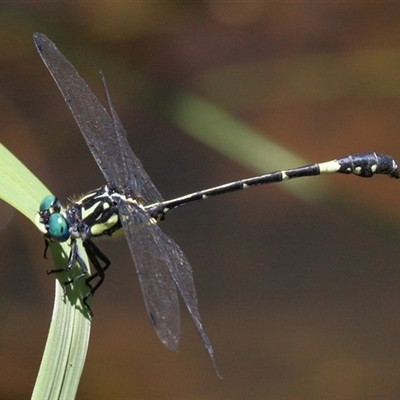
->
33 32 50 53
149 311 180 351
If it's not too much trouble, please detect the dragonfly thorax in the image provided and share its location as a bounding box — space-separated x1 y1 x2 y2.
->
38 185 149 244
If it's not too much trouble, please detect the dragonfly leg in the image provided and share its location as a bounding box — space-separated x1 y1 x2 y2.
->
82 240 111 314
46 239 86 273
46 239 90 296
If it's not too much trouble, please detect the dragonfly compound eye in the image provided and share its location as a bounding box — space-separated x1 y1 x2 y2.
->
40 195 61 213
39 195 56 211
48 213 70 242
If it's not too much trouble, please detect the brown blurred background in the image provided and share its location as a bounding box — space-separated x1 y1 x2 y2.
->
1 3 400 399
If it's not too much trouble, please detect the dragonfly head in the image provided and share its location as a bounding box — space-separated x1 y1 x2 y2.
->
37 195 70 242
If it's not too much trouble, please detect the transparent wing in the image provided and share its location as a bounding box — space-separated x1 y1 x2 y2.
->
101 74 162 203
33 32 162 204
118 200 180 350
119 200 216 368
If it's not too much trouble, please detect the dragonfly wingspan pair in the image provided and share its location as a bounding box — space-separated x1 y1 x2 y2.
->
34 33 215 368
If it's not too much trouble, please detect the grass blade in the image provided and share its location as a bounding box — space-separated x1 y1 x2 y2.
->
0 143 91 400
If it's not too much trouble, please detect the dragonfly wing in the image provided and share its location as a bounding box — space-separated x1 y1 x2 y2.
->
119 201 216 366
156 223 217 369
118 200 180 350
101 75 162 203
33 33 162 204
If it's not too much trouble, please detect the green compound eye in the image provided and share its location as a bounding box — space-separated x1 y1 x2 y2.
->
40 195 57 212
48 213 70 242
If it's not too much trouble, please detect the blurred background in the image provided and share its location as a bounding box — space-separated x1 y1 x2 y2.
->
1 3 400 399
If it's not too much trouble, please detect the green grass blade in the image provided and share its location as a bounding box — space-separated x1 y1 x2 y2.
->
0 143 91 400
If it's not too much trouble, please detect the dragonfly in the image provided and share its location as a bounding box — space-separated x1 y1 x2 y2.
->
34 33 400 372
